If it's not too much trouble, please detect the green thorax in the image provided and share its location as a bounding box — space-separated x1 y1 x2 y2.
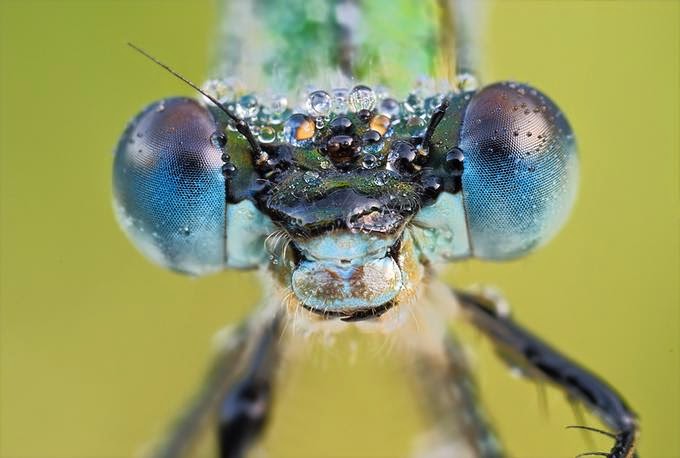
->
211 0 458 97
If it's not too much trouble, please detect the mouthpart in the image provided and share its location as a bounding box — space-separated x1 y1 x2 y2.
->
289 231 404 321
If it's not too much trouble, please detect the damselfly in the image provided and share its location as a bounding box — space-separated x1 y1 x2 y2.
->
113 1 639 456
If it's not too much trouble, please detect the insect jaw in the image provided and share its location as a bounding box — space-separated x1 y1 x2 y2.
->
285 230 407 321
300 299 396 322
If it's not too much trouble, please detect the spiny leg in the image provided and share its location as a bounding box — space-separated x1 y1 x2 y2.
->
150 311 283 458
411 332 504 458
218 313 282 458
452 289 639 458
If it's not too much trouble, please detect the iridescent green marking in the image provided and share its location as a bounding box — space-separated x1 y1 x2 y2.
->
212 0 458 95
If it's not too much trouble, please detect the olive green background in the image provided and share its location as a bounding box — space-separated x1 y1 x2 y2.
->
1 1 678 457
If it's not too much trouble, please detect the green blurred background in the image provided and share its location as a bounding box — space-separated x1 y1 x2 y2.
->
1 1 678 457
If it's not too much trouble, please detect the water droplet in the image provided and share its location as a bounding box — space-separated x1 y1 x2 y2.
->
378 98 401 118
210 131 227 148
373 85 389 100
307 90 332 116
348 85 376 112
526 131 532 137
258 126 276 143
202 79 237 103
156 101 165 112
424 94 445 113
332 88 349 113
362 154 378 169
268 94 287 115
369 114 391 135
222 162 237 176
513 130 519 137
235 94 259 119
282 114 315 145
445 147 465 175
180 226 191 236
404 93 423 113
362 130 382 145
405 116 426 136
373 171 389 186
202 79 221 96
303 170 321 185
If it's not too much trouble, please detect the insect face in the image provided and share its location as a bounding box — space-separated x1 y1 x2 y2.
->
114 79 578 323
255 101 433 320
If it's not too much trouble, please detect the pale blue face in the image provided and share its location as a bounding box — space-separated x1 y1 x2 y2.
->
113 82 578 321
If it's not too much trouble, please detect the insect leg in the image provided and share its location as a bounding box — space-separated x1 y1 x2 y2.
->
453 289 639 458
411 332 504 457
217 313 282 458
150 311 283 458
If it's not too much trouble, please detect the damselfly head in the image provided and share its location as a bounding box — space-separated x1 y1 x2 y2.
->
245 87 448 322
114 47 579 326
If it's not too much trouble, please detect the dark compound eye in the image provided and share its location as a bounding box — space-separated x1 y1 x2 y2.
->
113 97 273 274
459 82 578 259
419 81 579 260
113 97 226 275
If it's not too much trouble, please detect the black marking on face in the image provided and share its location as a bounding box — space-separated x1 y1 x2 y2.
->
301 300 396 321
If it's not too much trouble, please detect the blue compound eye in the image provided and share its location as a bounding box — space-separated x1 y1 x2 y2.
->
113 97 272 275
459 82 579 259
415 82 578 261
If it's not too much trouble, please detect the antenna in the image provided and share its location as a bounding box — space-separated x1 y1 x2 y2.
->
127 43 265 163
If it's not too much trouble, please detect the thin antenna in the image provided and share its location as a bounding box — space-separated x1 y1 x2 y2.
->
127 43 265 163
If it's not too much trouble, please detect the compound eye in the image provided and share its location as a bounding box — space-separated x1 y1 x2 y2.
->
113 97 227 275
113 97 228 275
459 82 579 259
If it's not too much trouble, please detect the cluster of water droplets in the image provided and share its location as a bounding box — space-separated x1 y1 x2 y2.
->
201 74 479 147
